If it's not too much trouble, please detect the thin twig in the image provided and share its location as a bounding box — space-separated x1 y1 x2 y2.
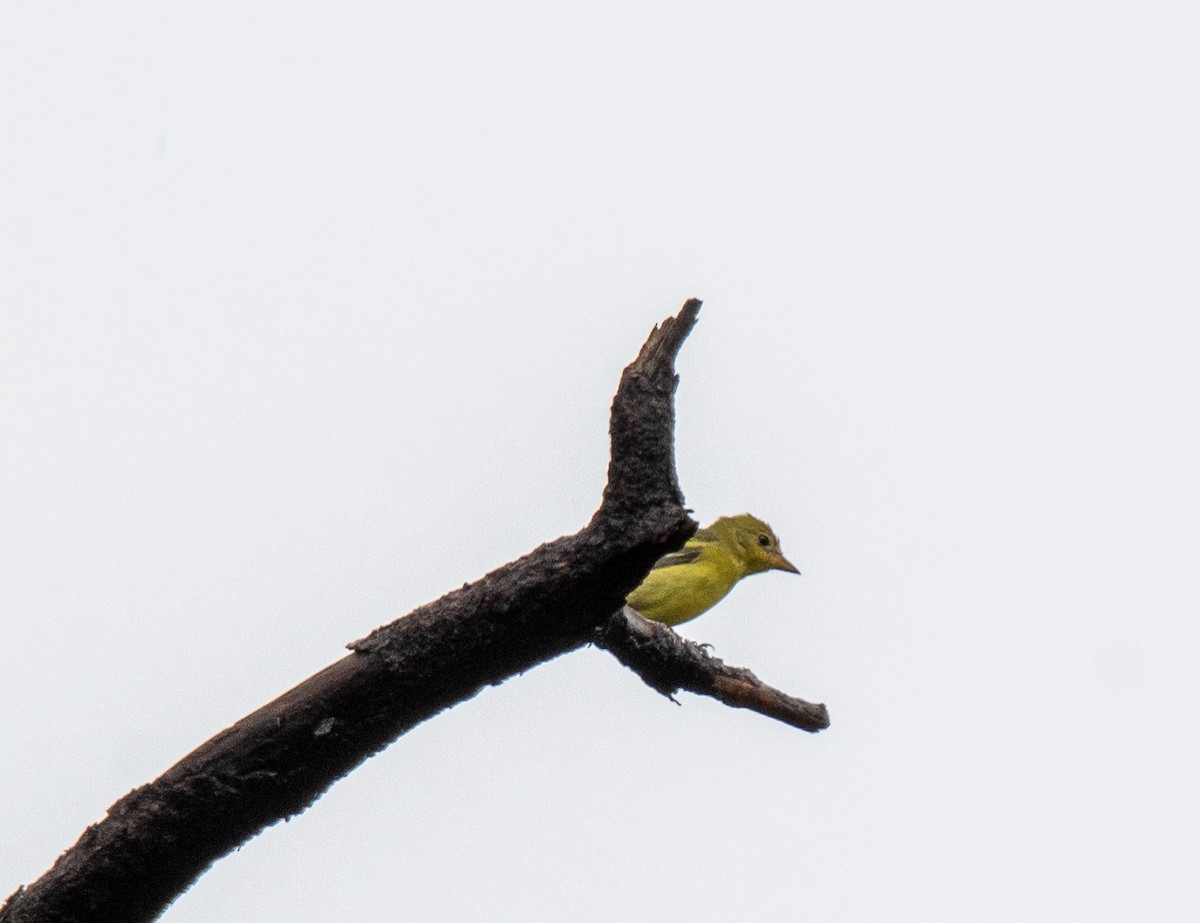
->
595 607 830 733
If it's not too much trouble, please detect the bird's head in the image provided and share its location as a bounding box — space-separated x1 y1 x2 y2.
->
710 513 800 576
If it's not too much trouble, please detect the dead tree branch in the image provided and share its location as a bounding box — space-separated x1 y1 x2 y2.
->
1 299 829 923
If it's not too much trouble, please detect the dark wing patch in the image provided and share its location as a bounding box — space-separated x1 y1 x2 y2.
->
650 547 702 570
649 543 705 570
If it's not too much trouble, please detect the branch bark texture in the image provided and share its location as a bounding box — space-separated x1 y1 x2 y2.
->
596 607 830 732
1 303 701 923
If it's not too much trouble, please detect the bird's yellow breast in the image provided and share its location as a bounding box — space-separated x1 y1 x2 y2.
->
625 543 743 626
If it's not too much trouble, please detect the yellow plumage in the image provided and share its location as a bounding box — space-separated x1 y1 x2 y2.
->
625 514 798 626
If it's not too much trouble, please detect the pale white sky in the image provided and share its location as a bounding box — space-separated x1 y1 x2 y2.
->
3 3 1199 921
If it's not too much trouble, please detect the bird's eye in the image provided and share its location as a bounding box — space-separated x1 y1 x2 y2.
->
757 533 771 548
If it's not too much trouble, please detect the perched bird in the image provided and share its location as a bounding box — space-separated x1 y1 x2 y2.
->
625 514 799 626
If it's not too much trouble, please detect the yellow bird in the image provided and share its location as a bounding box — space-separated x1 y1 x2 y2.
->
626 514 799 626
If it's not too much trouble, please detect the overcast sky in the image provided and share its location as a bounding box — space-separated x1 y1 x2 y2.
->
3 3 1199 921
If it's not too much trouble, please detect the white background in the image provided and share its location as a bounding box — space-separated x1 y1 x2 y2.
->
3 3 1198 920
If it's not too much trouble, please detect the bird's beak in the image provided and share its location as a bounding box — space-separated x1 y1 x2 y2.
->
771 552 800 575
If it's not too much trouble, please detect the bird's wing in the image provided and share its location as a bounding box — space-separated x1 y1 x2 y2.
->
648 546 702 570
647 527 719 571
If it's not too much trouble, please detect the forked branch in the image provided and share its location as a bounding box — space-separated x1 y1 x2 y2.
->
1 299 828 923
